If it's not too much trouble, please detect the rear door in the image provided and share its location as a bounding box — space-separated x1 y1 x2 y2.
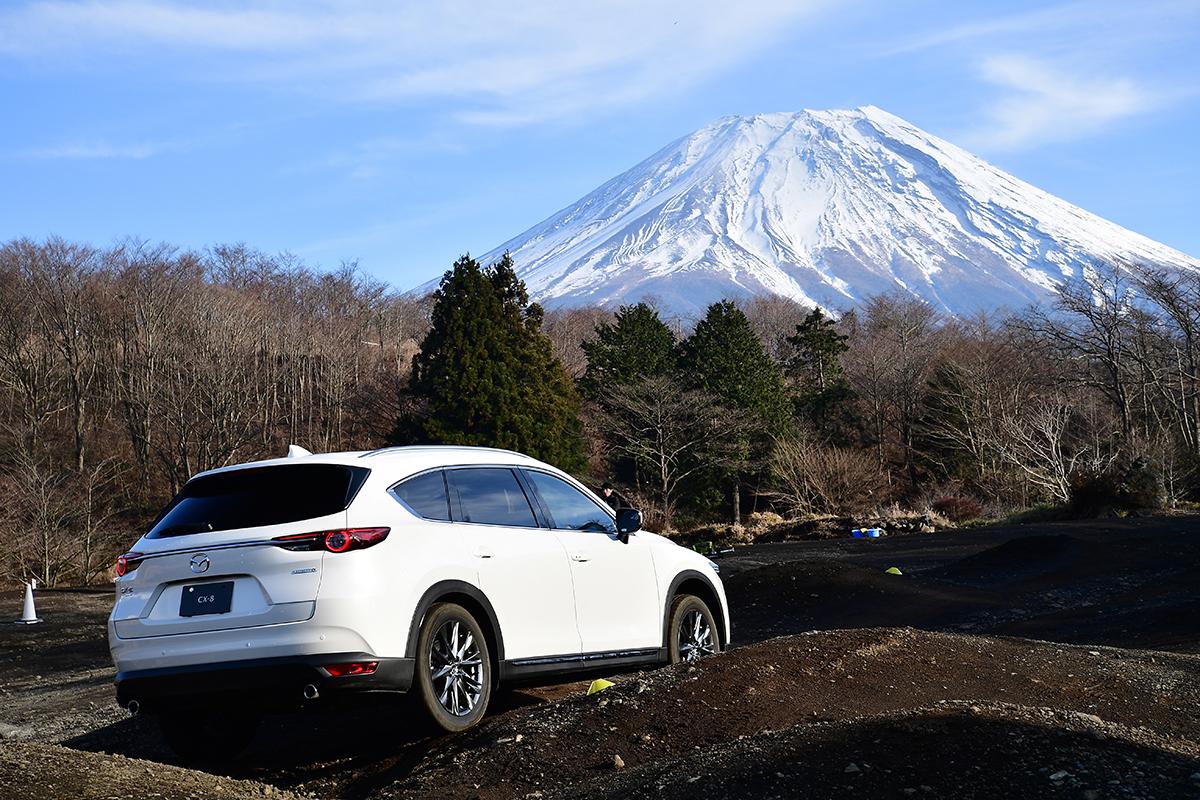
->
111 463 367 639
446 467 581 660
522 469 661 654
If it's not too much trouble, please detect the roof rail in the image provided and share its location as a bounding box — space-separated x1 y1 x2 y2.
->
359 445 530 459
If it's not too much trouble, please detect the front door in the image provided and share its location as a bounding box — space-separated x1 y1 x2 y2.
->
522 469 661 654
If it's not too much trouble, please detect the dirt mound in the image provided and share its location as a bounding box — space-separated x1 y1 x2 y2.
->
562 704 1200 800
374 627 1200 799
0 740 301 800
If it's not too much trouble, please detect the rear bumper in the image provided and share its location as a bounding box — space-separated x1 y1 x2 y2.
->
115 653 414 712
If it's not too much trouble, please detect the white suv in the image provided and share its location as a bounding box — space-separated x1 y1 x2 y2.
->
109 446 729 759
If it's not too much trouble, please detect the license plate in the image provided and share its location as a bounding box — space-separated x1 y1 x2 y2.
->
179 581 234 617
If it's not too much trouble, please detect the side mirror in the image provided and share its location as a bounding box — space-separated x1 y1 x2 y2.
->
615 508 642 543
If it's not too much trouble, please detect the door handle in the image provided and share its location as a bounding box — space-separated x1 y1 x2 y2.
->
571 553 590 563
474 547 494 559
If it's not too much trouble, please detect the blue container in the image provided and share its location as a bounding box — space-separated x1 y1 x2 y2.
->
851 528 882 538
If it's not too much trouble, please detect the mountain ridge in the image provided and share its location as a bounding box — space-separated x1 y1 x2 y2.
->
424 106 1198 316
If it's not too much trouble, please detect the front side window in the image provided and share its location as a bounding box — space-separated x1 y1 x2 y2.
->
390 470 451 521
448 468 539 528
525 470 614 533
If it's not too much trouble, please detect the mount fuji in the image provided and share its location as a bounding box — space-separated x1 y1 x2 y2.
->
438 106 1199 317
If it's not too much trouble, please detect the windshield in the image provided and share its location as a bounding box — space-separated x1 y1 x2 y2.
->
147 463 370 538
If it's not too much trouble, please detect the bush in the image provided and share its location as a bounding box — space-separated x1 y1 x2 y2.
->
930 495 984 522
1069 456 1165 516
768 436 890 516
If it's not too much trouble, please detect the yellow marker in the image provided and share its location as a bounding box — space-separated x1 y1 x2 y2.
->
885 567 903 575
587 678 615 695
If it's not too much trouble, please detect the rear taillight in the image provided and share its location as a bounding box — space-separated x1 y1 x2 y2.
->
323 661 379 677
271 528 390 554
115 552 144 577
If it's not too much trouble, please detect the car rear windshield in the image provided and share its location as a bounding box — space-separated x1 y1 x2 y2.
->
147 464 371 538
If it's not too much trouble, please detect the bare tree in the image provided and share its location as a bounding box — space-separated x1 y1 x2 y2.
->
596 376 745 530
844 294 944 483
984 394 1118 504
1 451 75 585
1137 266 1200 455
1016 264 1137 435
543 306 612 378
741 295 812 364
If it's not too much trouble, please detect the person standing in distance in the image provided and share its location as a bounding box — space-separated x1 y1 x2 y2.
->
599 482 630 511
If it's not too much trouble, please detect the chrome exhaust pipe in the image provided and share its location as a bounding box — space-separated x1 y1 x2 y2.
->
127 700 140 716
302 684 320 701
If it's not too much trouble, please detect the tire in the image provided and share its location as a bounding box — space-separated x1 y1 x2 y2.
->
668 594 721 664
157 707 260 763
415 602 493 732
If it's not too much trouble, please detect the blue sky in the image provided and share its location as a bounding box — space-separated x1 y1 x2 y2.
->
1 0 1197 290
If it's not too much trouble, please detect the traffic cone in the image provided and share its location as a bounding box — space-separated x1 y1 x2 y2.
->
15 581 42 624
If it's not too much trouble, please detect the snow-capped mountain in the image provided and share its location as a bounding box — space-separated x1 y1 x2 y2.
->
434 106 1199 316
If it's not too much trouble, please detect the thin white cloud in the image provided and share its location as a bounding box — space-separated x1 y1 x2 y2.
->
0 0 829 125
874 0 1198 151
886 0 1199 57
966 55 1164 150
23 139 175 159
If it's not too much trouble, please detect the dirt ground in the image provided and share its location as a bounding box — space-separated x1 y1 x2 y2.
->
1 514 1199 799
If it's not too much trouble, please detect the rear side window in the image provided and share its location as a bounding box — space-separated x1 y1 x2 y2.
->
448 468 538 528
525 470 615 532
391 470 451 521
148 464 370 538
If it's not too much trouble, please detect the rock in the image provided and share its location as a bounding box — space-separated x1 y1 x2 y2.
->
613 754 625 770
1049 771 1071 781
844 763 860 774
1083 791 1100 800
0 723 30 740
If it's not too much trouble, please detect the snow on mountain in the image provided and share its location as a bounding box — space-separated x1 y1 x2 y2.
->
428 106 1199 317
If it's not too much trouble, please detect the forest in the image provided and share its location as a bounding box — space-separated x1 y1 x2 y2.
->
2 236 1197 585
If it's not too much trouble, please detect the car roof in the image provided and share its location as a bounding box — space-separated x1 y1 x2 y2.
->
191 445 544 482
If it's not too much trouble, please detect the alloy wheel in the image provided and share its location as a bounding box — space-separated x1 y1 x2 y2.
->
428 619 485 716
678 608 716 662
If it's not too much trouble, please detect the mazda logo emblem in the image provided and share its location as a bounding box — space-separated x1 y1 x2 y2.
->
189 553 210 574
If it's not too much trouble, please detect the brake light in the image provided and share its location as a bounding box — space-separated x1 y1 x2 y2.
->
324 530 353 553
115 552 144 577
323 661 379 677
271 528 389 553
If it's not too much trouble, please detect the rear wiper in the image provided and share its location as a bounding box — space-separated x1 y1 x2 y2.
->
155 522 215 537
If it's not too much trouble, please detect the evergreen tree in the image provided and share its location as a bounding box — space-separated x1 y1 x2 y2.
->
390 253 585 472
785 308 856 435
786 308 847 391
679 301 791 521
681 301 791 429
579 303 677 400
